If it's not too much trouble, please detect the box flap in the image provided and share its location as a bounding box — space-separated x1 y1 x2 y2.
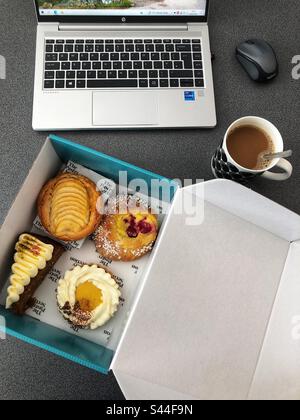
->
113 182 290 400
249 240 300 400
203 180 300 243
115 370 197 401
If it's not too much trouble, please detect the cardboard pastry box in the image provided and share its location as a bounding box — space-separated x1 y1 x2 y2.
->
1 135 300 400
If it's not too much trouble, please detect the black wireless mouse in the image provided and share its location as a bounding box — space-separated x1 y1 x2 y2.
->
236 39 279 82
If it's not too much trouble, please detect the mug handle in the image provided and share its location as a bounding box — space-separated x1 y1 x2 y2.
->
261 158 293 181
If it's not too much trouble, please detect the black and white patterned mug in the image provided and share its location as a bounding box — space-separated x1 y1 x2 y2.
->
212 117 293 183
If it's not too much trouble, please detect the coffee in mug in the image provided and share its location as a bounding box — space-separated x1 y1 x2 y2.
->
227 125 275 171
212 116 293 183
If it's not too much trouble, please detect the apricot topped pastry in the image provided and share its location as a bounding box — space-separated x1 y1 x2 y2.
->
57 265 120 330
38 173 101 242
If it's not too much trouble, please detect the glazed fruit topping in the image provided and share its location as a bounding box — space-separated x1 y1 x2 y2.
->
125 215 154 238
127 226 139 238
138 220 153 234
75 281 103 312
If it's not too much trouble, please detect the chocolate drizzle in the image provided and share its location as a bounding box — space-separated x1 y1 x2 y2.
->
60 301 92 329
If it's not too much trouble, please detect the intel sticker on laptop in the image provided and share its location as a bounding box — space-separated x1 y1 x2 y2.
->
184 91 196 101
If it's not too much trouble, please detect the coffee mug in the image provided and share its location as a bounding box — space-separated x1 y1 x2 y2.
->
211 117 293 183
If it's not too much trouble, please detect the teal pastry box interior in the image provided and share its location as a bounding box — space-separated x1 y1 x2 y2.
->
0 135 175 374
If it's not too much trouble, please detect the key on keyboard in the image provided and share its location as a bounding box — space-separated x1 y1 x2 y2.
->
43 38 205 90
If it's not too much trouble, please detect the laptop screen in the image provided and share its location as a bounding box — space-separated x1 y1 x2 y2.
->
36 1 209 21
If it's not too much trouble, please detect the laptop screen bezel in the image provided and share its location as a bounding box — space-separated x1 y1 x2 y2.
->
34 0 209 23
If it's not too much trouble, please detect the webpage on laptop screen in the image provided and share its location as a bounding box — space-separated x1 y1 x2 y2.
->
38 0 207 17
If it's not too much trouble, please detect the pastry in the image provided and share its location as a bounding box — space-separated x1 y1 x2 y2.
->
6 233 65 315
94 195 158 262
57 265 121 330
38 173 102 242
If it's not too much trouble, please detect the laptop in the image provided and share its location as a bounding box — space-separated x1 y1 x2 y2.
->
33 0 216 130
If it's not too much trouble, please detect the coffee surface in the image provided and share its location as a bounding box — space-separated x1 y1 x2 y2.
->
227 125 274 170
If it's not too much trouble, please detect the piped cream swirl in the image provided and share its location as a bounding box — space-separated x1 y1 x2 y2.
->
6 234 54 309
57 265 121 330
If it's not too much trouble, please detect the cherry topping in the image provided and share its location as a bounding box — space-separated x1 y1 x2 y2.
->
138 220 153 234
127 226 139 238
125 214 154 238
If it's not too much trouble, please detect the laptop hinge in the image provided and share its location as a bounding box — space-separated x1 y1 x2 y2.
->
58 23 189 32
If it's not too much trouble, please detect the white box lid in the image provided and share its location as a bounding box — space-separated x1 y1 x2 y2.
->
112 180 299 400
249 240 300 400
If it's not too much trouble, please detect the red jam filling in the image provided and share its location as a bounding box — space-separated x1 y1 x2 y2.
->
126 215 154 238
138 220 153 234
126 226 139 238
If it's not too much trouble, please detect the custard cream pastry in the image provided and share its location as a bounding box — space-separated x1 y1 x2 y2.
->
38 173 102 242
6 233 65 315
94 195 158 262
57 265 121 330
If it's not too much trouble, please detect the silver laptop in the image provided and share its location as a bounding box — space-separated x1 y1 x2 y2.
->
33 0 216 130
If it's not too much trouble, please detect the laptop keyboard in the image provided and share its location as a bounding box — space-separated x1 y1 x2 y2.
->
44 38 204 90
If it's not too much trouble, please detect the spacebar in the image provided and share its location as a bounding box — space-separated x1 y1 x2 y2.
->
87 80 138 88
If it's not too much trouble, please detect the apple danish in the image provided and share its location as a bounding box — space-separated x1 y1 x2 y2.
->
38 173 101 241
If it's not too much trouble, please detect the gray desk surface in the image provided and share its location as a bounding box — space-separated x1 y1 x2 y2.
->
0 0 299 400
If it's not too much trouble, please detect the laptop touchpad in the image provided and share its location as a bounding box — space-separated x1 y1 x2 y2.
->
93 91 159 126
